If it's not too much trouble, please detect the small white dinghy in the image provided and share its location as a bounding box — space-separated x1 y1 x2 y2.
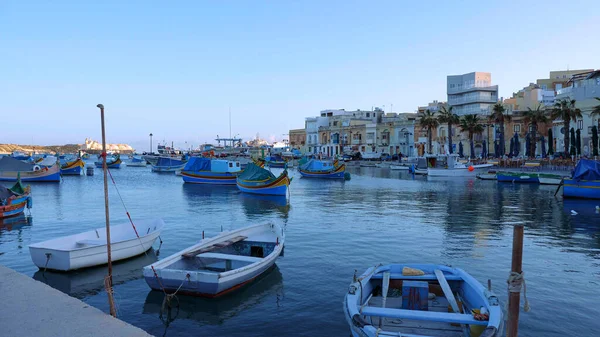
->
29 219 164 271
143 222 284 297
389 164 410 170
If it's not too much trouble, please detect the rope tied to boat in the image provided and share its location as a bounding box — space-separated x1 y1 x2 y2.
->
43 253 51 273
507 271 531 312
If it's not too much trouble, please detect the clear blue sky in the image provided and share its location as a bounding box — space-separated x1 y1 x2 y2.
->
1 0 599 151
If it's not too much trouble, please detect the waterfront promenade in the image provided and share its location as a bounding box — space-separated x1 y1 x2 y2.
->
0 265 152 337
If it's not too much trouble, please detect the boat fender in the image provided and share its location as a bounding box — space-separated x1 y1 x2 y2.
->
33 165 41 171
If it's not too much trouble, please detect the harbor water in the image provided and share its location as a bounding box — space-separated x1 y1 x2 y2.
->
1 163 599 336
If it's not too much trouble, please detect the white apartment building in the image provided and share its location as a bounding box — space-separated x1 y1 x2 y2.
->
447 72 499 116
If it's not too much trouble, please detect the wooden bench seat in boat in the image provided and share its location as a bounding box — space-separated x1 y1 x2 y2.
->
182 236 248 258
360 306 487 326
197 252 263 263
370 273 461 281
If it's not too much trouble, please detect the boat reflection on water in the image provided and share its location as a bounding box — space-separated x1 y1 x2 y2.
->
143 265 283 329
238 193 290 219
563 199 600 232
33 249 158 299
0 213 32 232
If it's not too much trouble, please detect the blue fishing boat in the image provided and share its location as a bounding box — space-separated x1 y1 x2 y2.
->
0 156 61 182
1 177 31 219
60 157 85 175
126 156 147 167
236 163 290 196
344 264 503 337
299 159 346 179
11 151 30 161
94 154 122 168
181 157 241 184
151 156 186 173
265 154 286 168
496 171 539 183
563 159 600 199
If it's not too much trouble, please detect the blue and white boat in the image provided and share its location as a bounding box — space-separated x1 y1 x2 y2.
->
496 171 539 183
236 163 290 196
298 159 346 179
126 156 147 167
1 178 31 219
151 157 186 173
94 154 122 168
143 222 284 297
563 159 600 199
181 157 241 184
0 156 61 182
265 154 286 168
60 157 85 175
11 151 30 161
344 264 503 337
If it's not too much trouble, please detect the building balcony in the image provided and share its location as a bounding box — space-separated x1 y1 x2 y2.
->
447 85 499 95
448 96 497 106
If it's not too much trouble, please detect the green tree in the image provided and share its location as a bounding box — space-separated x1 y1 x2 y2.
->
551 99 582 155
419 109 439 154
489 103 511 157
459 114 484 159
523 104 549 158
437 106 459 154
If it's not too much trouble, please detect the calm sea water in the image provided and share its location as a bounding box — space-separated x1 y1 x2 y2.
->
1 162 600 336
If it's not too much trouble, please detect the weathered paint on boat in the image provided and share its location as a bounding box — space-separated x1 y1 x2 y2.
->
299 162 346 179
0 194 29 219
182 171 239 184
236 170 290 196
496 171 539 183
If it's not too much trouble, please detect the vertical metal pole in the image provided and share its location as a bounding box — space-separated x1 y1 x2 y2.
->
507 225 524 337
97 104 116 318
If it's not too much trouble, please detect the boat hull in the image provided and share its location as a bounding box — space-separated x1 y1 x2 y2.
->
266 161 286 168
0 195 29 219
298 164 345 179
563 179 600 199
94 160 122 169
126 161 147 167
181 171 238 184
60 166 82 175
143 223 284 297
427 164 493 177
538 175 564 185
151 163 186 172
29 220 164 271
0 164 61 182
236 172 290 196
60 159 84 175
389 165 410 170
496 172 539 183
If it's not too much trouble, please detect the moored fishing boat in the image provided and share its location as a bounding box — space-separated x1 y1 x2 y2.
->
537 173 566 185
298 159 346 179
344 264 503 337
29 219 164 271
427 155 493 177
94 154 122 168
11 151 30 161
126 156 147 167
390 164 410 170
60 157 85 175
265 154 286 168
143 222 284 297
496 171 538 183
0 178 31 219
476 170 497 180
0 156 61 182
236 163 290 196
181 157 241 184
151 157 186 172
563 159 600 199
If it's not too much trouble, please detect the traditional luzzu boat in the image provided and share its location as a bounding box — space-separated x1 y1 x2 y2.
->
60 157 85 175
563 159 600 199
151 157 187 173
126 156 147 167
94 154 122 168
181 157 241 184
265 154 286 168
143 222 284 297
236 163 290 196
298 158 347 179
0 156 61 182
11 151 30 161
344 264 503 337
29 219 164 271
0 178 31 219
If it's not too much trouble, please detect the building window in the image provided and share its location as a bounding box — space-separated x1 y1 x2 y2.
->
577 120 583 130
333 121 338 126
366 113 370 118
514 124 521 133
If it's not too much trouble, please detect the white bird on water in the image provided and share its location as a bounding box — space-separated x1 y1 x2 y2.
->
571 210 578 215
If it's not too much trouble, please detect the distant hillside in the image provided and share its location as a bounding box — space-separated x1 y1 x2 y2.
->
0 144 81 155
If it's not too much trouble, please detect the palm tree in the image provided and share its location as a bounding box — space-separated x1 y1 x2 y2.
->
551 98 582 155
489 103 511 157
523 104 549 158
459 114 484 159
437 106 459 154
419 109 439 154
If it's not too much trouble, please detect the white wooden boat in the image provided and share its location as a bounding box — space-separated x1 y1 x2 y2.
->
344 264 504 337
29 219 164 271
477 171 497 180
143 222 284 297
538 174 565 185
390 164 410 170
375 162 391 168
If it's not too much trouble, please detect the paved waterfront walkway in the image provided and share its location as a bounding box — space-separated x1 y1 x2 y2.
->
0 265 152 337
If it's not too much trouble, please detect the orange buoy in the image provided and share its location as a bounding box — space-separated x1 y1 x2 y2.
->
468 166 474 172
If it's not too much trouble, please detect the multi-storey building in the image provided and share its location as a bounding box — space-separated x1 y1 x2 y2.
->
447 72 498 116
288 128 306 150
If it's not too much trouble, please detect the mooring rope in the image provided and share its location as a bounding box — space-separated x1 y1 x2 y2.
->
507 271 531 312
43 253 51 273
